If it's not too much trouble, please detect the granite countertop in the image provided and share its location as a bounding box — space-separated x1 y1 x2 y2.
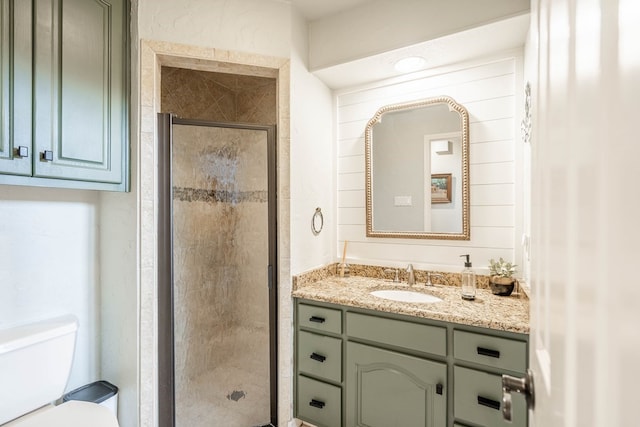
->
292 275 530 334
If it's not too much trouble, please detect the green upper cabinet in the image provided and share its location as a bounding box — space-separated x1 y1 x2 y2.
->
0 0 129 191
0 0 32 176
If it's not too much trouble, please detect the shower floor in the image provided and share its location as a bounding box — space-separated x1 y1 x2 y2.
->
175 324 271 427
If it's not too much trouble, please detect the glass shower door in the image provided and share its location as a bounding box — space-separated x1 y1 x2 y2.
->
171 122 273 427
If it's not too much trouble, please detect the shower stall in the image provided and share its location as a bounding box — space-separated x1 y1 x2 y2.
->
157 114 278 427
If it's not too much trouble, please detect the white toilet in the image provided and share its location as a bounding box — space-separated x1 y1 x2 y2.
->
0 315 119 426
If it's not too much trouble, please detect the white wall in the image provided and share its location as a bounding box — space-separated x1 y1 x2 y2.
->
99 191 138 427
0 187 100 392
138 0 291 58
290 9 335 275
336 55 522 273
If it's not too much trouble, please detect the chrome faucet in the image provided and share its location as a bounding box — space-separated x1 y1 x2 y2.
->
426 272 444 287
406 264 415 285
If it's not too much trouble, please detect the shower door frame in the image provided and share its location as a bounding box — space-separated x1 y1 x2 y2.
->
157 114 279 427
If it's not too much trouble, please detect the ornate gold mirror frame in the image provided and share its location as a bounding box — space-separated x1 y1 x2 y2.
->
365 96 470 240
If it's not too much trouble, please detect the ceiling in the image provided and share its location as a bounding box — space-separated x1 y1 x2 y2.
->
289 0 529 89
291 0 374 21
313 13 530 89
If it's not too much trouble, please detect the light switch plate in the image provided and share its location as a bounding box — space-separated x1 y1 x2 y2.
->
394 196 412 206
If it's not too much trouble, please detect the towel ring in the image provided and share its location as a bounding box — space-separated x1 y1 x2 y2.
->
311 207 324 235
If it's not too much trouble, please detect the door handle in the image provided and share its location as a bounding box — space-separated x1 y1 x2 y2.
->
502 368 535 421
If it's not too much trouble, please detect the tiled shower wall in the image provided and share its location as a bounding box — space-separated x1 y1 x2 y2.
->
161 66 277 124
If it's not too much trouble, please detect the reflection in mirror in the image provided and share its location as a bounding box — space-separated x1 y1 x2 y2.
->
365 96 470 240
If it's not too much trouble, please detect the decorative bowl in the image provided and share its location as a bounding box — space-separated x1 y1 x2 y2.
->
489 276 516 296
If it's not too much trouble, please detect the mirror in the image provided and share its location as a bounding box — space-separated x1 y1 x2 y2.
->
365 96 470 240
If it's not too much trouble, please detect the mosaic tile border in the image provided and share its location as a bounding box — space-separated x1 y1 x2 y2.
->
173 187 268 203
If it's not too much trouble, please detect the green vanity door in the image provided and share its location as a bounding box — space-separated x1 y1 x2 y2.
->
33 0 126 184
346 341 447 427
0 0 32 176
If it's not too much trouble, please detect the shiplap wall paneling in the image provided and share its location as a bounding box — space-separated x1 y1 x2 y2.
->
336 57 520 271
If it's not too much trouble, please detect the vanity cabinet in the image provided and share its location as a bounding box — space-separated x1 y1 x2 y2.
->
294 299 529 427
0 0 129 191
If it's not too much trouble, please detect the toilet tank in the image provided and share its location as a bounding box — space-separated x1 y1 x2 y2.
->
0 315 79 425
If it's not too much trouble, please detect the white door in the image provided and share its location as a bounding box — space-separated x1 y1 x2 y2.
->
527 1 640 426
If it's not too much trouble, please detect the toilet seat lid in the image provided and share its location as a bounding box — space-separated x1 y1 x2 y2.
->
9 401 118 427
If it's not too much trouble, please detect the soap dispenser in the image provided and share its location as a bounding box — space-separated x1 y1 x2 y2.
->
460 254 476 300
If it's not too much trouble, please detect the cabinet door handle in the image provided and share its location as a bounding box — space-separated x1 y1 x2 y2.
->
41 150 54 161
309 399 325 409
16 146 29 158
436 383 443 395
310 352 326 363
477 346 500 358
477 395 501 410
309 316 325 323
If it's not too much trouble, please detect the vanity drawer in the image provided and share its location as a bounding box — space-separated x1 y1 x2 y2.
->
297 375 342 427
298 303 342 335
454 366 527 427
298 330 342 383
453 330 527 373
346 312 446 357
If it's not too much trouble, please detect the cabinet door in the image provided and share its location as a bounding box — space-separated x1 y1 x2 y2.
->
0 0 32 175
346 341 446 427
33 0 126 184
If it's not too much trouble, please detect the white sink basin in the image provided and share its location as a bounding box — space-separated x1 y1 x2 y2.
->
370 289 442 304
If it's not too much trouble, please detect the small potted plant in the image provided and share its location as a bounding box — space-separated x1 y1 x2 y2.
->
488 257 517 296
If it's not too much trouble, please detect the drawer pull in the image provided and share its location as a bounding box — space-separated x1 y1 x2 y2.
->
310 352 326 363
309 399 326 409
477 395 501 410
436 383 443 395
477 346 500 358
309 316 326 323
